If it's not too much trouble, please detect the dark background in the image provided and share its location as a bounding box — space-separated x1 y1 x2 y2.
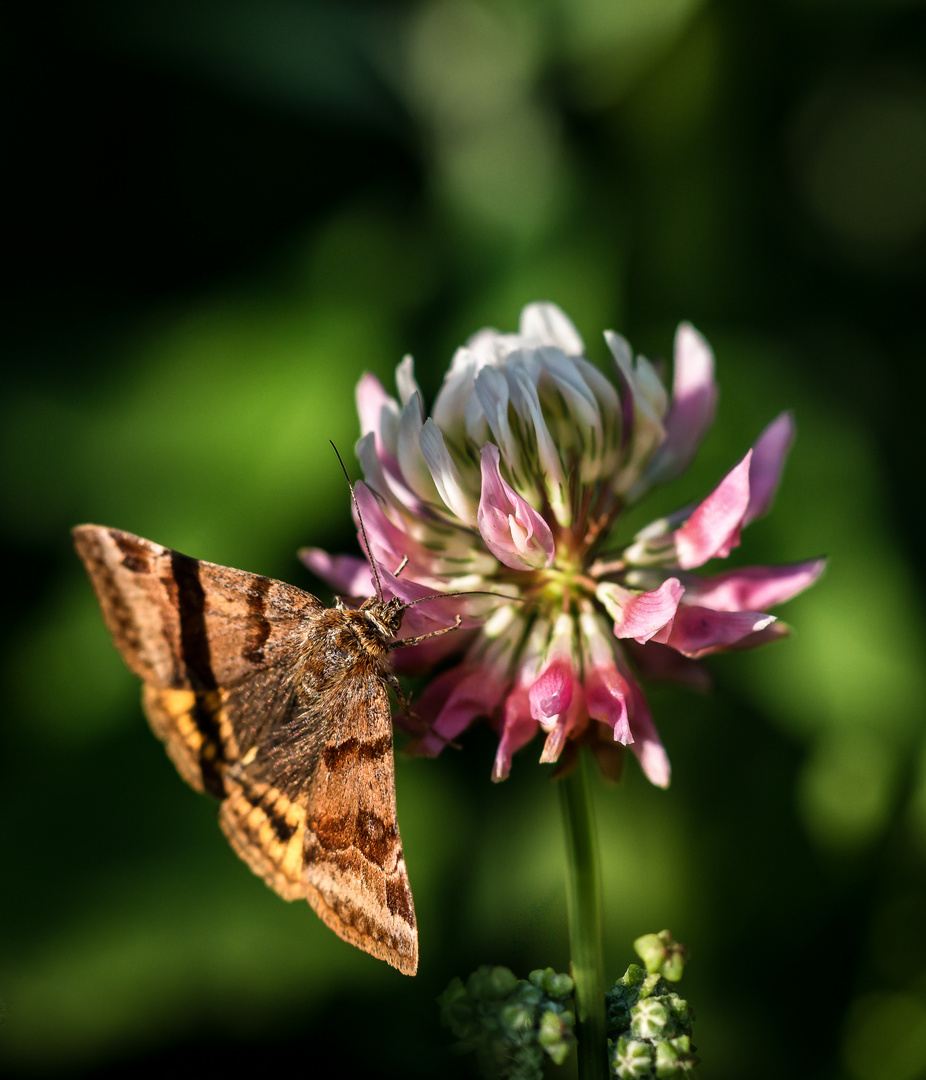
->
3 1 926 1078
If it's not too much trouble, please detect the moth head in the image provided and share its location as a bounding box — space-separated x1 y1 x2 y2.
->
359 596 406 640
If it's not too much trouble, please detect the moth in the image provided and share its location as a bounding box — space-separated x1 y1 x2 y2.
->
73 523 460 976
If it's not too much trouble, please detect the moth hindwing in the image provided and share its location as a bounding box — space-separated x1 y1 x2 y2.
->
72 524 418 975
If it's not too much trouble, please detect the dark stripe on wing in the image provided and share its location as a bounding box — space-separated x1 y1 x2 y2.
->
170 550 218 691
116 533 153 575
322 735 392 771
191 696 228 798
243 576 272 665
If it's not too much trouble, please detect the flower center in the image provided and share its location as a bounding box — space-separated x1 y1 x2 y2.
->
526 559 598 618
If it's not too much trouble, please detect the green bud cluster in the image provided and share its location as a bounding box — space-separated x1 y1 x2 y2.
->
439 965 576 1079
606 932 698 1078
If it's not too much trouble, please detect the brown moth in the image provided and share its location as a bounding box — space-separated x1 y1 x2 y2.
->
73 524 457 976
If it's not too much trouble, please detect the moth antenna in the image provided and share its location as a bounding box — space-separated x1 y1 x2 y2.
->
404 589 525 607
330 440 385 603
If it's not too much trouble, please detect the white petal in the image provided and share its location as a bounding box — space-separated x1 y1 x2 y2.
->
474 366 518 466
395 354 422 408
432 346 479 433
538 347 601 432
519 301 586 354
396 393 443 504
633 355 669 420
605 330 634 382
419 419 479 525
507 364 571 526
573 355 620 416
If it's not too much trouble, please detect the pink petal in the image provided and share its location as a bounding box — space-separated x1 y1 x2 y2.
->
653 322 718 479
585 665 632 744
722 621 791 651
407 666 470 750
597 578 684 643
493 685 539 782
525 615 584 762
416 667 508 756
529 659 575 723
356 431 426 517
623 640 712 690
356 373 398 452
673 452 752 569
579 610 633 742
627 692 671 788
539 686 587 764
298 549 374 596
665 604 776 658
352 482 437 581
477 443 555 570
744 411 795 525
375 568 463 634
681 558 826 612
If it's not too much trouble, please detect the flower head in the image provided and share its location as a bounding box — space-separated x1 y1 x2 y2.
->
303 303 824 786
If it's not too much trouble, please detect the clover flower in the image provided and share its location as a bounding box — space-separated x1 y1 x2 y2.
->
303 303 823 787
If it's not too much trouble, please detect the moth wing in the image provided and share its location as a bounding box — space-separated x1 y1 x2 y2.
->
218 673 418 976
74 525 319 794
72 525 322 690
141 670 301 798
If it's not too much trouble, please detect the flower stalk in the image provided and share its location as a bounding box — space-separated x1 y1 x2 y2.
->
559 751 608 1080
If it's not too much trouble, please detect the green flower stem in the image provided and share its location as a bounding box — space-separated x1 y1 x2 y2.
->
559 750 608 1080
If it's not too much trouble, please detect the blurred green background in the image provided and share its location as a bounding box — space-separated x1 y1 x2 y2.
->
3 1 926 1077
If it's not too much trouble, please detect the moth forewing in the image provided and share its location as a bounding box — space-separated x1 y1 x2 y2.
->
72 524 419 975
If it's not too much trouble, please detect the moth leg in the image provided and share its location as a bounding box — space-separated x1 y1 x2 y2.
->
385 671 462 749
385 669 414 716
390 615 462 650
392 555 409 577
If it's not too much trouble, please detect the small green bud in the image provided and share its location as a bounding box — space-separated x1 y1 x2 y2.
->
671 1035 691 1055
537 1011 562 1046
612 1036 654 1078
623 963 647 987
441 965 576 1078
529 967 575 1000
667 997 691 1029
438 976 479 1039
660 953 685 984
518 984 544 1008
634 930 688 982
634 934 666 973
467 965 519 1001
500 1002 535 1033
537 1007 575 1065
638 973 664 1000
632 998 669 1040
608 935 698 1078
654 1040 680 1078
544 1041 572 1067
